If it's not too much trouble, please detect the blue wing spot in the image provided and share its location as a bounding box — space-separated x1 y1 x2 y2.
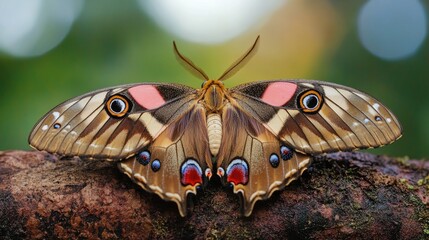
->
269 154 280 168
151 159 161 172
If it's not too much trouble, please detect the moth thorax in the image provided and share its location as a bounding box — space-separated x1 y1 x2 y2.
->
204 85 224 111
207 113 222 156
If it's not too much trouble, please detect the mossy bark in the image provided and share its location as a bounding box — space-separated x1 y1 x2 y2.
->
0 150 428 239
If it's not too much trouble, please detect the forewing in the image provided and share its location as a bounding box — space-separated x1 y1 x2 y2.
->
230 80 402 155
118 104 212 216
29 83 197 160
216 103 311 216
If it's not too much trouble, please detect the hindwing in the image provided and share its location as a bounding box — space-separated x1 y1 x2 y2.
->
118 104 211 216
216 103 311 216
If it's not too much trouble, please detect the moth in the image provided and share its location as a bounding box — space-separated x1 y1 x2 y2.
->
29 37 402 217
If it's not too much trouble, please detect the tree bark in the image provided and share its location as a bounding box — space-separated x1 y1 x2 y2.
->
0 150 428 239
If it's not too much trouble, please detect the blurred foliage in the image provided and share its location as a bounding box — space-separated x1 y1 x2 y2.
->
0 0 427 158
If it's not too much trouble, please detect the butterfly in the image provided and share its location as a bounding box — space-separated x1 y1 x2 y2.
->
28 36 402 217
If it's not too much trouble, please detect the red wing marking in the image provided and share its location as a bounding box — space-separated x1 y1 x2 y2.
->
226 159 249 185
181 159 203 186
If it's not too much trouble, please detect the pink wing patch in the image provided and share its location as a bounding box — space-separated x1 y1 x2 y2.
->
128 85 166 109
260 82 297 107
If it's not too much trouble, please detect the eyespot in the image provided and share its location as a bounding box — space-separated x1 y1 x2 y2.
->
298 90 323 113
106 95 130 118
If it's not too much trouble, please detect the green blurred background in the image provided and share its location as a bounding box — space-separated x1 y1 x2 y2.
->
0 0 427 159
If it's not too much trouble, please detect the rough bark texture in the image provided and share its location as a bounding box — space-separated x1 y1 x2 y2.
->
0 150 428 239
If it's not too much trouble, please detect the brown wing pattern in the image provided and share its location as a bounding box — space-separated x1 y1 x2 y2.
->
29 83 197 160
118 104 212 216
29 35 404 218
216 103 311 216
230 80 402 155
29 78 402 217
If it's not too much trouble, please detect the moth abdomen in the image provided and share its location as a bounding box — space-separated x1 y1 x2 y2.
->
207 113 222 156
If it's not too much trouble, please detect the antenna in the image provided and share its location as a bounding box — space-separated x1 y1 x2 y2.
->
173 41 210 81
173 36 260 81
218 35 260 81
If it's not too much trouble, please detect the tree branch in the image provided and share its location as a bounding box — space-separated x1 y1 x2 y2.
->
0 151 428 239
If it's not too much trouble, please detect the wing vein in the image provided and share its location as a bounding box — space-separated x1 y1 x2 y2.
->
80 109 111 156
324 91 375 146
118 113 145 157
351 91 396 140
324 102 360 149
289 113 327 152
335 89 384 144
284 110 313 152
55 94 102 154
45 95 96 150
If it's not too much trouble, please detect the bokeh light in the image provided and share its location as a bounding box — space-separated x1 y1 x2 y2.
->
138 0 284 44
0 0 84 57
358 0 427 60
